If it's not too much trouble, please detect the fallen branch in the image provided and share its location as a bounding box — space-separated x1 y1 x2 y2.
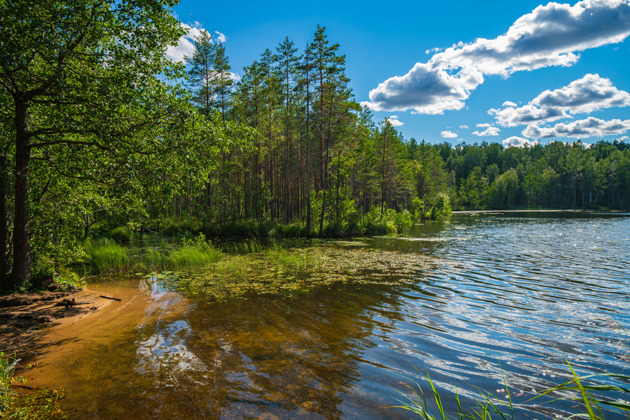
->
98 295 121 302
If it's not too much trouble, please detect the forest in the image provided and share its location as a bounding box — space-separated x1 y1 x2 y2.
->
1 0 629 291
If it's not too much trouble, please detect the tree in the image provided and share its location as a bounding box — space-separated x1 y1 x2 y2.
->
0 0 184 288
213 44 233 121
187 30 216 118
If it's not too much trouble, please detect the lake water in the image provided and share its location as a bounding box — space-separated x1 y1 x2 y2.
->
31 212 630 419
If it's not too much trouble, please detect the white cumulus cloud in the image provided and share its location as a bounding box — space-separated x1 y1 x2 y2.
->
503 136 539 148
522 117 630 139
215 31 227 44
386 115 404 126
473 126 501 136
166 23 228 63
364 0 630 114
441 130 459 139
361 63 483 114
491 74 630 127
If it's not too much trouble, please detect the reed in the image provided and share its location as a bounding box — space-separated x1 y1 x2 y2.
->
395 361 630 419
84 240 129 273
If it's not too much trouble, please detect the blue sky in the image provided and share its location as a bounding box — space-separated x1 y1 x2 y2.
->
168 0 630 146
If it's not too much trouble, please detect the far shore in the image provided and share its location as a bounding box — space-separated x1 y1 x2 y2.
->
452 209 629 214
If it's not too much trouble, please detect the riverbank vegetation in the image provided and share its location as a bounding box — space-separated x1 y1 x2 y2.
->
1 352 65 419
396 361 630 419
0 0 628 295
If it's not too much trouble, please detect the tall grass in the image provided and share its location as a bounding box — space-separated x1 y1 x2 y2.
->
396 361 630 419
530 361 630 419
395 368 513 420
84 239 129 273
168 241 222 271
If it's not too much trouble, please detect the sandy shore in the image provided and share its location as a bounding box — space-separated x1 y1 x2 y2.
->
0 289 119 365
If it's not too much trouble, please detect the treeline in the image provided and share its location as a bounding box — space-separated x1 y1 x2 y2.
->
166 26 439 235
438 140 630 210
0 0 629 290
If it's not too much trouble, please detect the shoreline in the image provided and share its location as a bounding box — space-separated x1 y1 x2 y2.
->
0 289 118 364
452 209 629 214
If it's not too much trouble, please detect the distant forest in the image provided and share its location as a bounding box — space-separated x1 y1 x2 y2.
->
1 1 629 288
176 26 630 225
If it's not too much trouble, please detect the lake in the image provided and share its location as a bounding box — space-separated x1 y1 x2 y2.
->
29 212 630 418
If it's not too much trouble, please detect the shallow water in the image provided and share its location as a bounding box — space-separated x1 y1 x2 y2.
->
30 212 630 418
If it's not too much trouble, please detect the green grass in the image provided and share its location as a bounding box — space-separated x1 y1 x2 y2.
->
395 361 630 419
530 361 630 419
0 353 65 419
168 243 222 271
1 352 17 413
84 240 129 273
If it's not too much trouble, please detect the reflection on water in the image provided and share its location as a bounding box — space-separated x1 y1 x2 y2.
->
33 212 630 419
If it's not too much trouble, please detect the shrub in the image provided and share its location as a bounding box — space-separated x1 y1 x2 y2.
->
109 226 132 243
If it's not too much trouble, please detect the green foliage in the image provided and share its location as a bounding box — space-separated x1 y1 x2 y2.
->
84 240 129 274
109 227 132 244
1 353 65 419
54 268 86 291
0 352 17 413
396 360 630 419
168 234 222 271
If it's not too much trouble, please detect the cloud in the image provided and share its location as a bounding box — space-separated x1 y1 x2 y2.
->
459 125 469 129
491 74 630 127
441 130 459 139
215 31 227 44
490 104 570 127
166 23 210 62
386 115 404 126
522 117 630 139
620 135 629 141
165 24 230 63
532 74 630 113
473 125 501 136
502 101 517 107
364 0 630 114
503 136 538 148
361 63 483 114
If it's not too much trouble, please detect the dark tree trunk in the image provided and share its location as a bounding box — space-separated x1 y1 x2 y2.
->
12 98 31 286
0 153 11 289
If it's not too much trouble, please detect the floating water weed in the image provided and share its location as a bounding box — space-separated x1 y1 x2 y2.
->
172 247 439 302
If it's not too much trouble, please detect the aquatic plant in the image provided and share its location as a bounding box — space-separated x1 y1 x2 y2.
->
395 361 630 419
171 247 439 302
530 361 630 419
167 234 222 271
84 240 129 273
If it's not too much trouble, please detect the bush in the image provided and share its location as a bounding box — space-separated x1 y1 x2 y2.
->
109 226 132 243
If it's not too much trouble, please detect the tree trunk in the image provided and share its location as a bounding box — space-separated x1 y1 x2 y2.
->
0 153 11 289
12 99 31 286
